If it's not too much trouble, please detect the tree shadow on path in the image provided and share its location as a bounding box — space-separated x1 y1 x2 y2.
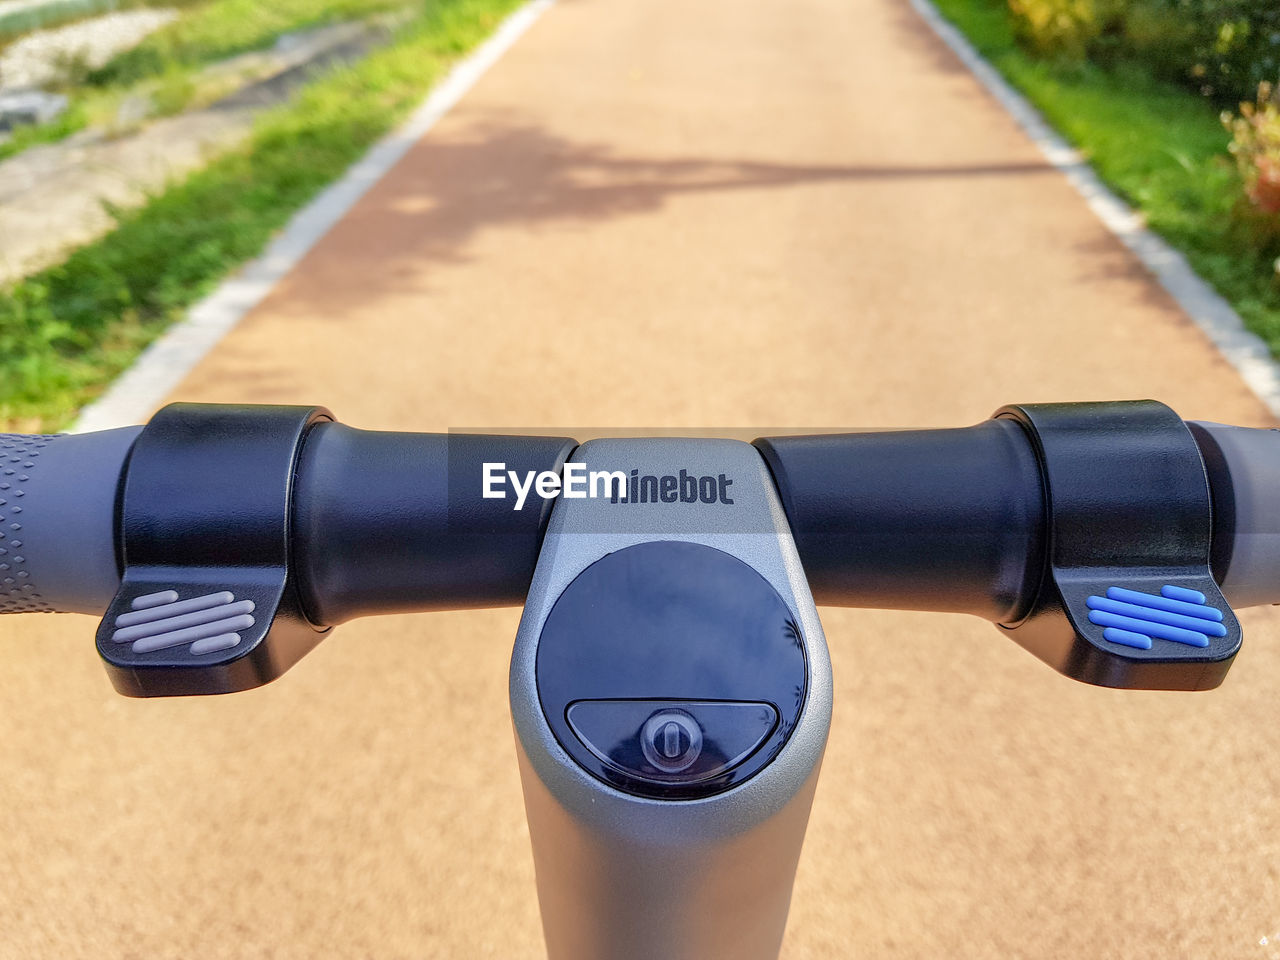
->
277 121 1061 317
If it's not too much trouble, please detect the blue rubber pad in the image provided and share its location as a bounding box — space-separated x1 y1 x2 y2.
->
1086 585 1225 650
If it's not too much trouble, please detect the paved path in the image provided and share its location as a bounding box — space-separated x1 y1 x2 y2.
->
3 0 1280 957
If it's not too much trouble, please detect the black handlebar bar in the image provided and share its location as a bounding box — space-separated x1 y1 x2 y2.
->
755 418 1044 621
293 423 575 624
2 398 1277 696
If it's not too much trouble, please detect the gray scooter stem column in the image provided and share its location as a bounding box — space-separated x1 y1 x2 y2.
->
509 438 833 960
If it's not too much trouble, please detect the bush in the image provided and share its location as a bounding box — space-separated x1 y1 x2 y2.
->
1120 3 1198 73
1007 0 1280 103
1007 0 1119 61
1161 0 1280 101
1224 81 1280 215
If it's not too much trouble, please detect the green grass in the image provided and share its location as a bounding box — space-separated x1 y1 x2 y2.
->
0 102 89 162
0 72 200 165
0 0 411 164
0 0 523 430
86 0 412 86
931 0 1280 355
0 0 137 41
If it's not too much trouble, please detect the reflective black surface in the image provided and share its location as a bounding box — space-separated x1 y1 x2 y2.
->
567 699 778 786
535 540 808 800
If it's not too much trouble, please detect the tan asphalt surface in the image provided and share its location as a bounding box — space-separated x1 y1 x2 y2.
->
4 0 1280 957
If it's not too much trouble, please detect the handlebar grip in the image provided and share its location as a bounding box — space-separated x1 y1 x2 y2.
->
0 427 139 615
1188 421 1280 608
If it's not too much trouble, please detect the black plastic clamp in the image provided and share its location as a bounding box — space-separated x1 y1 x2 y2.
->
997 400 1241 690
95 403 331 697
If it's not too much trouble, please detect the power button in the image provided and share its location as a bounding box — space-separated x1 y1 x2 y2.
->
564 698 779 796
640 710 703 773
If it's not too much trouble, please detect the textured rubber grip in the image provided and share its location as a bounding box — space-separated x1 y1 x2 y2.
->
1188 421 1280 609
0 426 140 615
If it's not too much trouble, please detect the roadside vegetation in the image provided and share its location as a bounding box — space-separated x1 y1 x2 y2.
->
931 0 1280 356
87 0 409 84
0 0 415 163
0 0 143 41
0 0 522 430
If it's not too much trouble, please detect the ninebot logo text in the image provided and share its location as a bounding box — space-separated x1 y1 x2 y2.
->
482 463 734 511
609 469 734 506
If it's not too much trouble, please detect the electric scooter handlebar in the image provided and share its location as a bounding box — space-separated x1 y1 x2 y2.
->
2 399 1277 696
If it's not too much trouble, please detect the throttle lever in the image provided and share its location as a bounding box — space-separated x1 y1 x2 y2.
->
95 403 330 697
997 401 1242 691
